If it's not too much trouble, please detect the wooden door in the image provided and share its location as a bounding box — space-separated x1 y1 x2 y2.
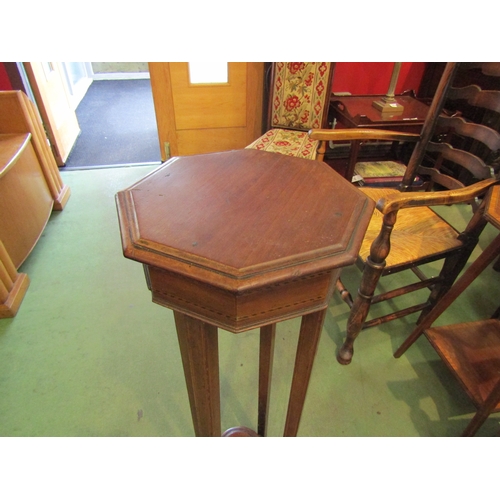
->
149 62 264 159
23 62 81 166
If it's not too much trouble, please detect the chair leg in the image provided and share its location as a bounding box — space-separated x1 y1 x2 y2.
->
462 411 491 437
461 382 500 437
338 211 396 365
335 278 353 308
417 208 487 324
415 251 469 325
493 255 500 272
338 257 385 364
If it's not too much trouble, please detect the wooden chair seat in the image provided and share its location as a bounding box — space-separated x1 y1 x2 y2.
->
246 128 319 160
424 319 500 412
359 187 461 269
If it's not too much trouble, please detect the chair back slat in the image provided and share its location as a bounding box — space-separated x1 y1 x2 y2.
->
436 115 500 151
426 141 494 180
447 85 500 113
460 62 500 77
416 166 467 191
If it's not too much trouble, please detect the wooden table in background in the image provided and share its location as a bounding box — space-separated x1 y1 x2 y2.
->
329 93 431 179
116 149 374 437
331 93 431 132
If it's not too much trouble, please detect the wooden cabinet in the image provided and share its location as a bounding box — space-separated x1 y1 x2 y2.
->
0 133 48 318
0 134 53 268
0 90 71 318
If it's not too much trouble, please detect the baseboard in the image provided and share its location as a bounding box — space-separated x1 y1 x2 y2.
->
60 161 161 171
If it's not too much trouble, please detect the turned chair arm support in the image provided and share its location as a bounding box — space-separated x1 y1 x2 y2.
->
308 128 420 143
374 178 500 214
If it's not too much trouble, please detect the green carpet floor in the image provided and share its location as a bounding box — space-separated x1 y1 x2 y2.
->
1 164 499 438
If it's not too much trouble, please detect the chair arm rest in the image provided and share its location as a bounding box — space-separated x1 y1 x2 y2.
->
308 128 420 143
375 178 500 214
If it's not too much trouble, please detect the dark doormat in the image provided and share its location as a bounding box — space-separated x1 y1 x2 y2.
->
64 79 161 168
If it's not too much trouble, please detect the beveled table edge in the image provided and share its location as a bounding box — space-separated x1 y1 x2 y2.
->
116 190 374 292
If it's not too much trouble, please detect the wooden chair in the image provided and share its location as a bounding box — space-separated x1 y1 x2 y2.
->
308 63 500 365
246 63 334 159
409 316 500 437
394 186 500 436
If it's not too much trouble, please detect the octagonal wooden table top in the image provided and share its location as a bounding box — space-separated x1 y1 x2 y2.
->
116 149 374 292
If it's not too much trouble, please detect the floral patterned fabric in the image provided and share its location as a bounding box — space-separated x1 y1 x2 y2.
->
271 62 331 130
246 128 319 160
246 63 332 160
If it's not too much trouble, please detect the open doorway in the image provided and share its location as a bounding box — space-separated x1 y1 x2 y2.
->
62 62 161 170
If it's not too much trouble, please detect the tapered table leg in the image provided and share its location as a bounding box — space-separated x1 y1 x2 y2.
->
174 311 220 437
258 324 276 437
283 309 327 437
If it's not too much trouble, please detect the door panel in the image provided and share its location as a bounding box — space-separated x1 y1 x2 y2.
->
149 62 264 159
176 128 250 157
23 62 81 166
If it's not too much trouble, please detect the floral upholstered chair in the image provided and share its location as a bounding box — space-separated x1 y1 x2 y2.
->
246 62 335 160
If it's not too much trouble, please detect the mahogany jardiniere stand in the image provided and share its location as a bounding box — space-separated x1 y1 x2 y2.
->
116 149 374 437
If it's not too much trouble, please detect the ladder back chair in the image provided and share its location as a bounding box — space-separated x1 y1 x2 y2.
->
246 62 334 159
309 63 500 365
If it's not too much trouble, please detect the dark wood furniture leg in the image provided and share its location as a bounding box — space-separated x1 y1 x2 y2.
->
283 309 327 437
174 311 325 437
174 311 221 437
337 211 395 365
258 324 276 437
493 255 500 272
346 140 361 182
462 381 500 437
